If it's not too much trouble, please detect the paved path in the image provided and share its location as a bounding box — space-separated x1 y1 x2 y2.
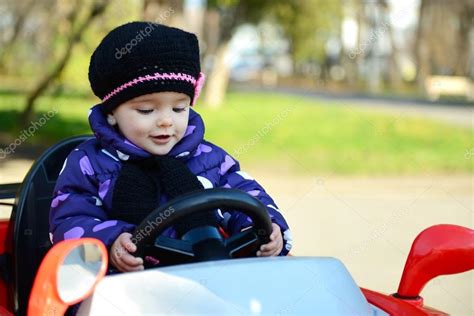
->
250 168 473 315
241 86 474 128
0 159 472 315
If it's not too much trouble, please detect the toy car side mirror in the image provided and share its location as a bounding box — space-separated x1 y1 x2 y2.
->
394 224 474 303
28 238 108 316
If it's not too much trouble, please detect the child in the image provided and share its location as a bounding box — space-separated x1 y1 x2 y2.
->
49 22 292 272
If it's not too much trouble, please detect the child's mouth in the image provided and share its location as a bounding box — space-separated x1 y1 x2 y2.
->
151 135 171 144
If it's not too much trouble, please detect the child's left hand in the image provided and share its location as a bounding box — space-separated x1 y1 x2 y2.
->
256 223 283 257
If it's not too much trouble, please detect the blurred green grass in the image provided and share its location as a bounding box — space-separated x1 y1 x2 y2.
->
0 91 472 175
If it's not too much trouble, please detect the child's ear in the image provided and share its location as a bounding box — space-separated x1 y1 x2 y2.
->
107 114 117 125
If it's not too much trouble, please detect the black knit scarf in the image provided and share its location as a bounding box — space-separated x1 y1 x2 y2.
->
111 156 217 236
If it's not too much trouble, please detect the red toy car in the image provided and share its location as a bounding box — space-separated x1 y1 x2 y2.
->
0 136 472 315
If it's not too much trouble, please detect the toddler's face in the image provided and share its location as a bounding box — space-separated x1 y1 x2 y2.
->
108 92 191 155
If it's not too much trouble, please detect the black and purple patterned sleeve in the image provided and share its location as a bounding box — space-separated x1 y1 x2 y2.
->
49 149 135 247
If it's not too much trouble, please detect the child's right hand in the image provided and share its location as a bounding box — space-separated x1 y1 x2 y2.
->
110 232 144 272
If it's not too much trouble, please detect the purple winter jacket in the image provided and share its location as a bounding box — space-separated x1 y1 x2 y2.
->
49 105 293 255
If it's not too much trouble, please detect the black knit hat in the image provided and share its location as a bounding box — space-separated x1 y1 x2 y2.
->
88 22 205 112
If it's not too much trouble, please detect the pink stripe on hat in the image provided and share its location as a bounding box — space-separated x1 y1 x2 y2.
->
102 71 205 105
192 72 206 106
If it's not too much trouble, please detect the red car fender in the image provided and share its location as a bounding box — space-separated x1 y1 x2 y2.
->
397 225 474 298
361 288 448 316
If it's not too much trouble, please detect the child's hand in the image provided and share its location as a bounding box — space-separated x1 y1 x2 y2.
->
110 232 144 272
257 223 283 257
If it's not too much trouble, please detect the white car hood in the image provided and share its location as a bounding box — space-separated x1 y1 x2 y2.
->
78 257 377 315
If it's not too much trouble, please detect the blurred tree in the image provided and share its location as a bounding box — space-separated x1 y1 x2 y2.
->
348 0 393 93
415 0 474 90
452 0 473 77
338 0 363 88
203 0 342 108
143 0 184 27
272 0 341 68
0 0 36 72
1 0 343 114
20 0 109 125
203 0 270 108
382 0 402 90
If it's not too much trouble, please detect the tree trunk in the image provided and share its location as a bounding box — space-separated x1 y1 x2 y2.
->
415 0 430 91
453 1 473 76
20 1 108 125
384 1 402 89
203 42 231 108
366 1 383 94
202 9 220 58
201 1 246 108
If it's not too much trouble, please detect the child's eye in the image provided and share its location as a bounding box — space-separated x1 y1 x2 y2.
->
137 109 153 114
173 107 186 113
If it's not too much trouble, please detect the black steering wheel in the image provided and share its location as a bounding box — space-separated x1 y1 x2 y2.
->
131 188 273 267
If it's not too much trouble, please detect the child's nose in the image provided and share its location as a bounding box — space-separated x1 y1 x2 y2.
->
156 115 173 127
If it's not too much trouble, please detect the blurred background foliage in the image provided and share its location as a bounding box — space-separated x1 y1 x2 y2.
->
0 0 472 175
